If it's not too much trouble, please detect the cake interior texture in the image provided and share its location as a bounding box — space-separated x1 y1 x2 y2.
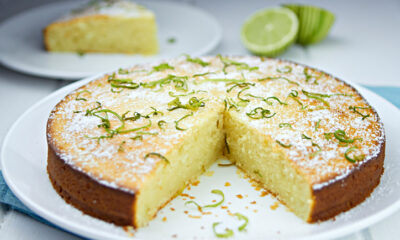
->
47 56 384 228
224 111 313 221
44 0 158 54
134 111 224 227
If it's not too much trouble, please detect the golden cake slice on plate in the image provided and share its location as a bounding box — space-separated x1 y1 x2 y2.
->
47 56 385 227
44 0 158 55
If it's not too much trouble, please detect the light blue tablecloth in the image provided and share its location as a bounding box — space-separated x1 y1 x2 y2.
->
0 86 398 231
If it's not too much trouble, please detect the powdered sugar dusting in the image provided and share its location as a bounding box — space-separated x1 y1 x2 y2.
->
48 56 385 193
58 0 154 22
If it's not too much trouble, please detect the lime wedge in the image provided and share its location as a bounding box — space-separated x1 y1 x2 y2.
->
241 7 299 57
307 8 335 44
283 4 335 45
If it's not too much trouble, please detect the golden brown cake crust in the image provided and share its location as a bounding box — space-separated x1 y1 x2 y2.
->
46 57 385 227
47 144 136 226
310 141 385 222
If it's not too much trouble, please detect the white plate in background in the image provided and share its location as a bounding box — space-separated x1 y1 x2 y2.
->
0 1 221 80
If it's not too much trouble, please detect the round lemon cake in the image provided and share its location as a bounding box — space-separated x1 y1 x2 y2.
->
47 56 385 227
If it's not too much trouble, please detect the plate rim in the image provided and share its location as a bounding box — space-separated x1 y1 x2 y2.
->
1 72 400 240
0 0 222 80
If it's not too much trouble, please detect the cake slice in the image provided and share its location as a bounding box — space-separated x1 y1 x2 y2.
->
44 0 158 55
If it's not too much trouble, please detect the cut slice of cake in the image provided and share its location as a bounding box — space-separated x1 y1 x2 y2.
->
47 56 385 228
44 0 158 55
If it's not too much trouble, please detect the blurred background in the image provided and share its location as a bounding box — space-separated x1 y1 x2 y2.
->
0 0 399 239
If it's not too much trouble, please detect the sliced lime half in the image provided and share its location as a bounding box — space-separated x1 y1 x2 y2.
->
241 7 299 57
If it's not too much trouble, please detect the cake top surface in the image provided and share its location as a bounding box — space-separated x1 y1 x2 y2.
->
47 55 385 193
58 0 154 22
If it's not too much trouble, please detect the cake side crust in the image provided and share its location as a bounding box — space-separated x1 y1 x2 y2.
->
47 144 136 226
309 141 385 222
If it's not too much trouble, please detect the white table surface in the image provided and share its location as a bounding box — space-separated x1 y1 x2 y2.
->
0 0 399 239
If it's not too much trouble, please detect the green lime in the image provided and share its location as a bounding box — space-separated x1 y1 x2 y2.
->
307 8 335 44
241 7 299 57
283 4 335 45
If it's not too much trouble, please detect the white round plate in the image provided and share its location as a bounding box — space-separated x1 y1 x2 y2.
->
0 1 221 80
1 75 400 240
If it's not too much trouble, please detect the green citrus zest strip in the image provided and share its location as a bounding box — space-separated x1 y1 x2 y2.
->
144 152 169 164
237 87 251 102
118 119 152 134
85 101 102 116
224 98 239 112
276 140 292 148
279 123 292 128
302 134 311 140
304 67 321 84
185 189 225 211
130 131 158 141
118 68 146 75
212 222 234 238
111 88 123 93
345 146 365 163
108 74 140 89
122 111 142 121
118 68 129 74
84 107 152 140
288 90 306 109
169 90 195 97
201 78 246 84
334 129 363 143
302 90 330 107
174 112 194 131
131 135 143 141
246 94 287 106
217 54 259 74
277 66 292 73
75 90 90 101
167 97 205 111
265 96 288 105
349 106 371 120
258 76 299 86
141 74 188 92
118 141 126 152
203 189 225 208
192 72 216 77
152 63 174 72
145 107 163 118
185 200 203 212
158 120 167 129
225 97 247 112
324 132 333 140
184 54 210 67
167 37 176 44
310 142 322 158
226 82 255 93
246 107 276 119
235 213 249 231
315 119 321 131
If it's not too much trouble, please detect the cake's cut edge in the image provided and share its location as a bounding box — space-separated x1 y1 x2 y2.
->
43 0 159 55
